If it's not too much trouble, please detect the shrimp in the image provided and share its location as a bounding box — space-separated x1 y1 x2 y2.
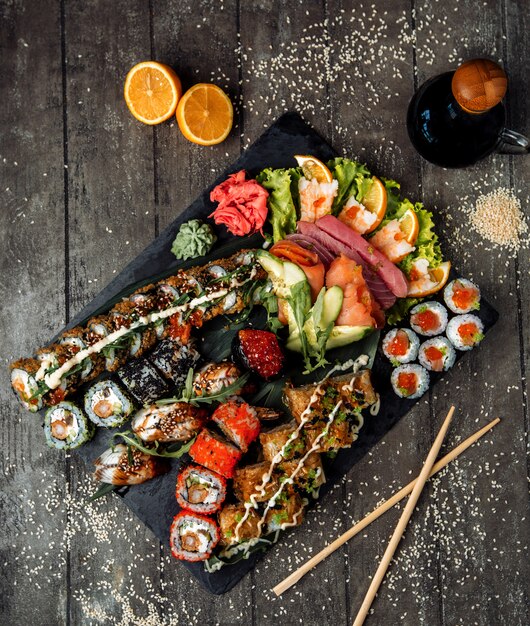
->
369 219 415 263
298 177 338 222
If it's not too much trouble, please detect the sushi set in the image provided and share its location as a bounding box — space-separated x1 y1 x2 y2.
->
8 114 498 593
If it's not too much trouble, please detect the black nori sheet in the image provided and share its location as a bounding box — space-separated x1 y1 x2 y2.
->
149 339 201 386
117 359 169 406
46 113 498 594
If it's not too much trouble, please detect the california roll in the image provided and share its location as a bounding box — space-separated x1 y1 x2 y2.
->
418 337 456 372
444 278 481 314
410 301 448 336
176 465 227 515
84 379 134 428
382 328 419 365
446 314 484 351
391 364 430 399
44 401 94 450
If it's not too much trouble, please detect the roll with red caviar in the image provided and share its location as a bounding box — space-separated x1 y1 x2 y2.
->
211 401 261 452
176 464 227 515
189 429 242 479
170 511 220 562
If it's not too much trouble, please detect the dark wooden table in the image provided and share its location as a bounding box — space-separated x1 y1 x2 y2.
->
1 1 528 624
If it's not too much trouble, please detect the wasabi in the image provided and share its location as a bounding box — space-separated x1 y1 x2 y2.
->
171 219 217 260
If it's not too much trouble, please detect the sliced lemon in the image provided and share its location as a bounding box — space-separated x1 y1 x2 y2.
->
294 155 333 183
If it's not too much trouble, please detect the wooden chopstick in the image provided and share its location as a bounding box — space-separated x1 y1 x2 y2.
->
272 416 500 597
352 406 455 626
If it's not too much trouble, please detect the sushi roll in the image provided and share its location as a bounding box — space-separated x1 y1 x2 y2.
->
94 443 169 485
85 316 126 372
259 422 306 463
444 278 481 314
446 314 485 351
409 301 448 336
117 359 169 406
149 338 201 386
418 337 456 372
128 285 157 317
176 464 227 514
382 328 419 365
127 326 157 359
132 402 207 442
277 452 326 495
391 364 430 399
264 492 305 533
218 503 261 545
192 361 243 397
84 379 134 428
189 429 242 479
170 511 220 562
211 401 261 453
233 462 280 503
58 328 99 381
232 329 285 380
305 418 354 453
10 358 44 412
44 401 94 450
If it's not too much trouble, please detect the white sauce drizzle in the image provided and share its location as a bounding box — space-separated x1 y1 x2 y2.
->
370 393 381 416
43 270 256 390
233 355 368 542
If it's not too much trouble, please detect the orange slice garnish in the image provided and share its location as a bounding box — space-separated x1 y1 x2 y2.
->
399 208 420 244
407 261 451 297
176 84 233 146
362 177 387 233
124 61 182 125
294 155 333 183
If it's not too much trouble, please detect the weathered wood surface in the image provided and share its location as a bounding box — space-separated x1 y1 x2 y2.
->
0 1 528 625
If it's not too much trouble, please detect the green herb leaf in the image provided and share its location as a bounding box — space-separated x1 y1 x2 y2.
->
86 482 117 502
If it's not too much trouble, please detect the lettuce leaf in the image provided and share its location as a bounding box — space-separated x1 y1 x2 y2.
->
257 167 301 242
327 157 373 214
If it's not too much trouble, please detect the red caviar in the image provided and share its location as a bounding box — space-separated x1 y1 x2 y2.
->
458 322 480 345
411 309 439 332
397 372 417 395
387 330 410 356
452 281 478 310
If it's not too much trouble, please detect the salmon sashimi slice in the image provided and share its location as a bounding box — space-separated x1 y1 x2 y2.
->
325 254 382 328
270 241 325 303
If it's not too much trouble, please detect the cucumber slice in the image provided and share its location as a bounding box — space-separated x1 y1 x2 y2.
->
320 286 343 329
326 325 374 349
256 250 307 299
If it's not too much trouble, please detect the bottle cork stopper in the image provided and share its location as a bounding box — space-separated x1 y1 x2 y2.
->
451 59 507 113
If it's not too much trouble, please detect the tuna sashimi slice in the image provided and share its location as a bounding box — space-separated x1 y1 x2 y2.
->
285 233 335 267
316 215 408 298
297 221 396 309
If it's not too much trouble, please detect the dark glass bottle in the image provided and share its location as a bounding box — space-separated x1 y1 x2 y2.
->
407 59 528 168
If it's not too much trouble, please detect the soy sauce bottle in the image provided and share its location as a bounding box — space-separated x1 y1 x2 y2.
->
407 59 528 168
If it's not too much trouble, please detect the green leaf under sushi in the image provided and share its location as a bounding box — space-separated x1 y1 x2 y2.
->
110 431 196 459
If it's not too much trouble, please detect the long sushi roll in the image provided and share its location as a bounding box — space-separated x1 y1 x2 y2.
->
211 401 261 453
170 511 220 562
391 364 430 399
132 402 207 442
85 316 126 372
84 379 134 428
446 314 484 351
382 328 419 365
44 401 94 450
418 337 456 372
409 301 448 336
176 464 227 514
189 429 242 479
444 278 481 314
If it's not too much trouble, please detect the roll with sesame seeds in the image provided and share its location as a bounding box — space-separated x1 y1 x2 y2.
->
132 402 207 443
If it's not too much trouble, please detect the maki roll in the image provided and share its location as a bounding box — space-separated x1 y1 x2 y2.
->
44 401 94 450
128 285 157 317
170 511 220 562
232 329 284 380
58 329 99 382
117 359 169 406
84 379 134 428
259 422 306 463
176 464 227 514
382 328 419 365
233 462 279 503
192 361 243 397
132 402 207 442
211 401 261 452
189 429 242 479
418 337 456 372
94 443 169 485
264 492 305 533
305 418 354 453
391 364 430 399
409 301 448 336
127 326 157 359
85 316 126 372
218 504 260 545
444 278 481 314
149 338 201 386
10 358 44 412
446 314 484 351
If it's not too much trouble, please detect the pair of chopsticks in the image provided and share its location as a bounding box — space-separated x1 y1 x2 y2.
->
273 408 500 625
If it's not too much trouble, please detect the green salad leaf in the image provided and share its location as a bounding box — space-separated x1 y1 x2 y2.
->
327 157 373 214
256 167 301 242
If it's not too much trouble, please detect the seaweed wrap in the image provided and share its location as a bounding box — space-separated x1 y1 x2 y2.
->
117 359 169 405
218 504 260 546
170 511 220 562
132 402 207 442
176 464 227 515
84 379 134 428
189 429 242 479
10 358 44 412
44 401 94 450
211 401 261 452
149 338 201 386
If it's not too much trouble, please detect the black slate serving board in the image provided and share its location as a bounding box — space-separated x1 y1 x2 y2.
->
51 113 497 594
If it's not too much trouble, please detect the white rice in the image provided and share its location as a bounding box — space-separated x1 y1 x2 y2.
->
418 337 456 372
382 328 419 365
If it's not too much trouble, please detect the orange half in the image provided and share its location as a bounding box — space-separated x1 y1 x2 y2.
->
176 84 233 146
294 155 333 183
362 177 387 233
407 261 451 297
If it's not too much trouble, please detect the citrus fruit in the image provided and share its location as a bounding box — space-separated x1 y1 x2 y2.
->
407 261 451 297
294 155 333 183
176 84 233 146
362 177 387 233
399 208 420 244
124 61 182 125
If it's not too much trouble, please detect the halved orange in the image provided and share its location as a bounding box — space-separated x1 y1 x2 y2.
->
176 84 233 146
362 177 387 233
124 61 182 125
407 261 451 297
294 155 333 183
399 208 420 244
